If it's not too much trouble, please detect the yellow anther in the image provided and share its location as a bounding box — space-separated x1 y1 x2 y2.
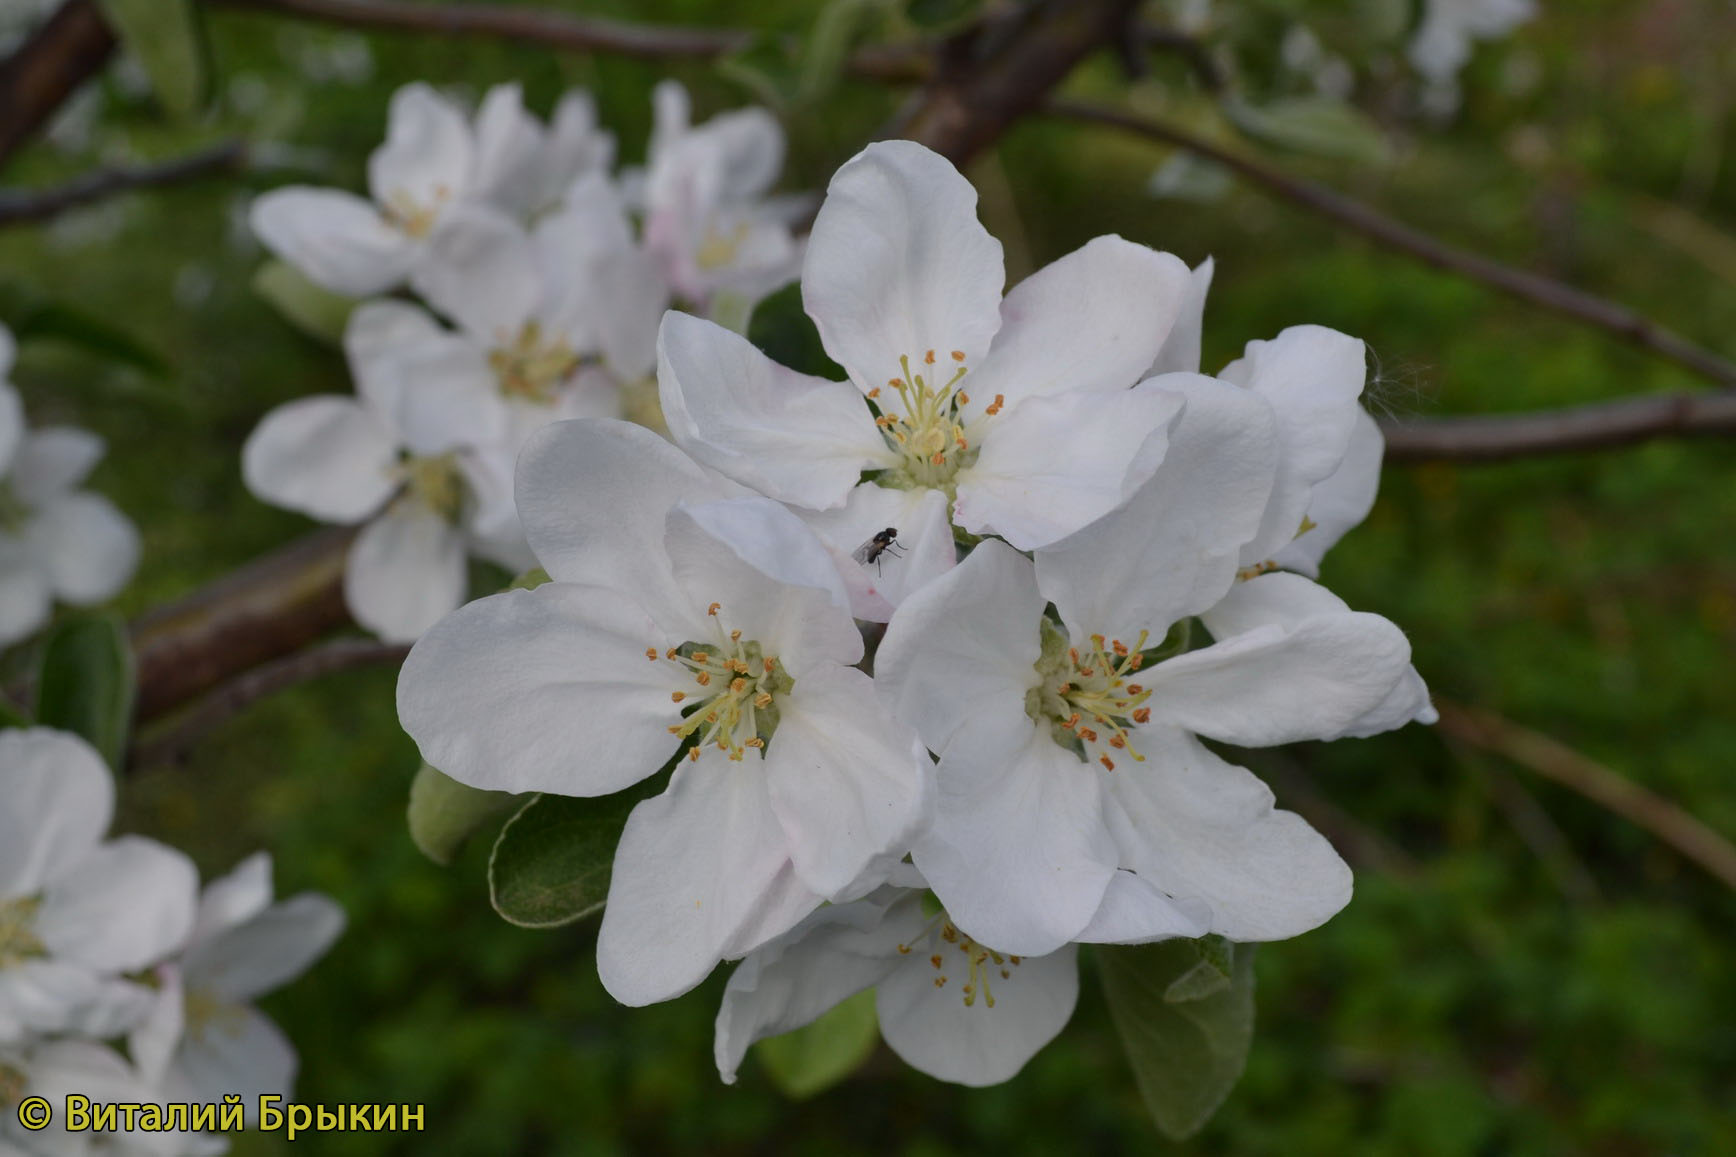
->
671 692 686 703
707 603 721 617
1100 755 1116 771
1132 707 1151 723
924 349 936 364
695 672 712 686
985 394 1004 415
951 350 966 362
868 387 881 399
645 647 658 661
730 629 742 641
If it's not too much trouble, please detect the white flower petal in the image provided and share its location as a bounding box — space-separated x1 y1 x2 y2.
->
1341 664 1438 737
174 1002 298 1112
968 236 1192 405
0 548 50 647
367 82 472 211
658 311 887 508
389 335 505 455
703 107 786 202
0 728 112 898
1034 373 1280 643
0 379 21 479
1271 406 1384 578
411 204 542 340
242 396 399 523
0 962 152 1043
36 836 198 973
877 939 1078 1087
597 760 821 1006
396 582 685 796
8 427 103 505
587 246 669 381
188 853 273 946
343 503 467 643
954 380 1183 550
185 894 344 1004
1148 257 1214 376
798 485 953 622
25 492 140 605
343 298 450 425
249 187 416 296
467 83 542 215
1103 728 1353 940
803 140 1004 392
1071 870 1213 945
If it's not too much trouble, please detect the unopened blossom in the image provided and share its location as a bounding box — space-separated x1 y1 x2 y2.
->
659 140 1197 619
877 375 1422 956
397 419 931 1007
640 80 806 316
130 854 344 1119
0 730 197 1045
717 881 1077 1089
242 301 527 642
0 1039 224 1157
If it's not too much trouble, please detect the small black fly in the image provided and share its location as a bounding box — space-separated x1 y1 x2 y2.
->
852 527 905 575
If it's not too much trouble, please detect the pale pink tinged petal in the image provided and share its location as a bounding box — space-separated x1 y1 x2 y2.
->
174 1004 298 1112
697 214 801 308
1103 728 1353 940
955 379 1183 550
367 82 473 210
1146 575 1413 746
343 503 467 643
1271 406 1384 578
389 335 505 455
1229 325 1368 565
1072 869 1213 945
663 498 860 671
411 204 543 340
0 548 49 647
658 311 886 509
26 492 140 605
803 140 1005 392
343 298 450 423
36 836 198 972
513 418 747 624
799 485 952 622
468 83 542 215
701 107 785 201
188 853 273 946
186 894 344 1004
242 396 398 523
968 235 1192 406
874 538 1042 757
249 187 416 296
1034 373 1279 643
914 728 1115 957
764 665 931 898
596 760 821 1006
395 582 686 796
9 427 103 504
587 246 669 381
878 940 1078 1087
1148 257 1215 376
0 728 112 898
0 380 21 478
714 893 910 1083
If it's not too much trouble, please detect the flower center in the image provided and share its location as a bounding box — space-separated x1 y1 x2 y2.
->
184 985 248 1042
381 184 451 239
648 603 793 762
396 452 464 522
0 1063 23 1107
695 219 751 272
1027 619 1152 772
488 320 581 404
0 895 45 968
897 914 1024 1010
871 350 999 494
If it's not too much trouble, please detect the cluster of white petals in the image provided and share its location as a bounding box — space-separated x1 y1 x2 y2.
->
246 81 806 641
0 730 342 1156
0 326 139 648
396 133 1436 1089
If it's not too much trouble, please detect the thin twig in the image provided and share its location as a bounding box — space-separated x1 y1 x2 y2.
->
204 0 930 81
1047 99 1736 391
0 0 117 170
1379 389 1736 461
0 140 246 227
130 636 410 769
1434 700 1736 895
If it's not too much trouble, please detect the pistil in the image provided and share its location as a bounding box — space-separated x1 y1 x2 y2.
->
652 603 792 761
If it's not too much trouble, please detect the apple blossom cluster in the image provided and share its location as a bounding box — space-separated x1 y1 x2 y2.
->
0 729 344 1155
0 325 140 648
396 138 1435 1088
243 79 806 641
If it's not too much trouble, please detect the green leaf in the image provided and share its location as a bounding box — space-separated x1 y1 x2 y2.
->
717 34 801 112
407 763 520 867
252 260 357 346
797 0 875 104
1225 96 1393 166
757 989 880 1099
97 0 207 119
487 774 665 928
747 283 845 380
0 284 169 378
1098 937 1257 1140
0 697 33 729
906 0 981 28
34 613 137 770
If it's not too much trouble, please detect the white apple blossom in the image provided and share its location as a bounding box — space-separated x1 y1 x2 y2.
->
397 419 932 1007
658 140 1198 619
640 80 806 317
128 854 344 1121
0 730 196 1046
0 1039 225 1157
467 84 615 222
1409 0 1536 87
716 881 1078 1089
876 375 1423 957
242 301 528 643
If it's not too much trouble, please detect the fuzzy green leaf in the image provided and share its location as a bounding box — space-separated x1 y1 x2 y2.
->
407 763 520 867
1226 96 1392 166
487 776 663 928
252 259 357 346
98 0 207 119
34 613 136 770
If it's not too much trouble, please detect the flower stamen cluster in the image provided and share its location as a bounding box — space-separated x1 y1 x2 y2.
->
871 350 979 492
654 604 793 762
397 452 465 522
896 915 1024 1009
381 185 451 238
0 894 44 967
489 320 583 404
1030 622 1152 772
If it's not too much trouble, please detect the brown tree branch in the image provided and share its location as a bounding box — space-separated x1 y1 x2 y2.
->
1047 99 1736 391
1378 389 1736 461
1434 700 1736 894
0 140 247 227
0 0 117 171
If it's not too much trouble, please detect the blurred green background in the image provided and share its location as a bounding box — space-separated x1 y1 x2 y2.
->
2 0 1733 1152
